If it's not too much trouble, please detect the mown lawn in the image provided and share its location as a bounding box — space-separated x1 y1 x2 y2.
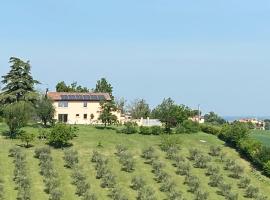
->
251 130 270 147
0 123 270 200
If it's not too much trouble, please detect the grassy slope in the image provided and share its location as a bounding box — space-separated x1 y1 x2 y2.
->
0 123 269 200
251 130 270 147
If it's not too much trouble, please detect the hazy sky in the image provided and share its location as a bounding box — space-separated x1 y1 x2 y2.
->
0 1 270 116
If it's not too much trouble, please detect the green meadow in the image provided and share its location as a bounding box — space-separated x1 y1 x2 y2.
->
0 123 269 200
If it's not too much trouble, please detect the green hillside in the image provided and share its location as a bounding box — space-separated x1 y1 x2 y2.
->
0 123 269 200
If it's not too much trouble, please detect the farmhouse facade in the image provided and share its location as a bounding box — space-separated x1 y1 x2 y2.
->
47 92 121 124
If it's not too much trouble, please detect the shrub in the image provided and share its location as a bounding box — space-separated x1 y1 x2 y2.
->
218 182 232 196
160 179 176 192
209 173 223 187
167 189 184 200
83 191 97 200
200 123 221 135
119 152 135 172
63 149 79 168
226 192 238 200
155 170 170 183
151 126 163 135
101 171 116 188
238 177 251 189
245 185 259 198
209 145 222 157
91 150 101 163
38 128 49 140
176 161 191 176
195 189 209 200
194 154 211 168
139 126 152 135
173 155 185 167
263 161 270 177
142 147 156 161
121 122 137 134
34 147 51 158
188 148 201 161
185 175 200 193
48 123 77 147
160 135 181 152
131 176 146 191
110 187 128 200
20 131 35 148
224 159 236 170
50 188 63 200
230 164 244 179
255 194 268 200
152 161 165 175
175 120 200 134
115 144 128 156
137 186 156 200
166 146 179 160
206 165 220 176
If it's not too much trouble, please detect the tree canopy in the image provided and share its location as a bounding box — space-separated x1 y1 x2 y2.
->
204 112 226 125
98 101 118 127
3 101 34 138
0 57 40 104
56 81 89 92
128 99 151 119
151 98 192 132
94 78 113 98
35 95 56 127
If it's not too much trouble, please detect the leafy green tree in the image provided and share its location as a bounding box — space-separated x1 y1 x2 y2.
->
128 99 151 119
219 122 250 146
152 98 191 132
48 123 77 147
56 81 89 92
94 78 113 98
98 101 118 127
36 96 55 127
3 101 34 138
0 57 39 104
204 112 226 125
20 131 35 148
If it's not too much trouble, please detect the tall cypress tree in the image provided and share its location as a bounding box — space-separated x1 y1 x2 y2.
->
0 57 40 104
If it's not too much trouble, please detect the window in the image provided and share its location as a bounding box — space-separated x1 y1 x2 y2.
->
83 102 87 107
84 114 87 119
58 114 68 123
76 114 79 117
58 101 68 107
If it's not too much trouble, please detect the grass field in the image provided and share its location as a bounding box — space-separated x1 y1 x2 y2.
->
0 123 270 200
251 130 270 147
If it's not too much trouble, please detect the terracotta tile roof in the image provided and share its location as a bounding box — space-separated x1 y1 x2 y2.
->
47 92 111 101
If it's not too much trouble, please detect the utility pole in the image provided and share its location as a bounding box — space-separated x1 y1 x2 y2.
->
198 104 201 123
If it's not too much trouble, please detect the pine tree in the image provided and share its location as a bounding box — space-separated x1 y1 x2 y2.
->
1 57 39 104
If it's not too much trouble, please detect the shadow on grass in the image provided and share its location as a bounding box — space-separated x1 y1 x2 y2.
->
95 125 117 131
47 142 73 149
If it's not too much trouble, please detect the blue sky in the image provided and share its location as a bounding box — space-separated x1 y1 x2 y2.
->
0 0 270 116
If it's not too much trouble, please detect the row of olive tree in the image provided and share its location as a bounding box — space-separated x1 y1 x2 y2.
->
9 147 31 200
34 147 63 200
